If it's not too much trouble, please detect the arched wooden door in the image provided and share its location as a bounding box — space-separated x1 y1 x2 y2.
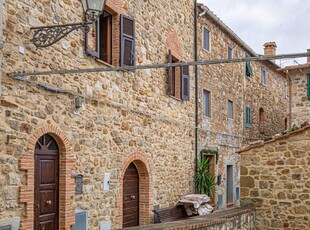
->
34 134 59 230
123 163 139 228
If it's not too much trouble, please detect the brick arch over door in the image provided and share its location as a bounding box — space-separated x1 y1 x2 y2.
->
118 152 153 227
19 124 76 230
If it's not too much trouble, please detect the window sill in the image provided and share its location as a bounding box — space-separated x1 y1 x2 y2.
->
246 125 251 128
203 48 211 53
203 115 211 119
95 58 114 68
169 95 182 101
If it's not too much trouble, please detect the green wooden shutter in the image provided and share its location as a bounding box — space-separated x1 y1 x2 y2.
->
307 74 310 100
246 106 251 127
245 54 253 77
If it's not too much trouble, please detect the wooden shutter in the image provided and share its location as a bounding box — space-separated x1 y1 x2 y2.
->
168 50 173 95
120 15 135 67
174 66 181 98
307 74 310 100
246 106 251 127
181 65 190 101
245 54 253 77
85 20 100 58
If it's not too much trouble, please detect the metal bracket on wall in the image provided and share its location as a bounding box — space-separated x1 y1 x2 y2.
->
31 22 92 48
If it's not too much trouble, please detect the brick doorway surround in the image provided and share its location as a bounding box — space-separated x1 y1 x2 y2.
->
119 152 153 226
19 125 76 230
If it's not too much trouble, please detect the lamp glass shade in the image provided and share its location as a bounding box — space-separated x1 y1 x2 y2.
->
82 0 105 16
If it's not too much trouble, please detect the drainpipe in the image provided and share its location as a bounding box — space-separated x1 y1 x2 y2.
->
194 0 198 193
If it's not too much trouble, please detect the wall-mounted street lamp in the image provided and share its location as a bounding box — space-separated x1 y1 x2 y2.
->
31 0 105 48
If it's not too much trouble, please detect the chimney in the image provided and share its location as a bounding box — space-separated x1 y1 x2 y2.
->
307 49 310 63
264 42 277 57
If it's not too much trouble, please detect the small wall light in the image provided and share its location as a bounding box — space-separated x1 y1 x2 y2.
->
75 96 83 109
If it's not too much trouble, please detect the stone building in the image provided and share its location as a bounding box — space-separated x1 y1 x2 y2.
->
0 1 289 230
278 50 310 127
197 4 288 210
238 124 310 230
0 0 195 229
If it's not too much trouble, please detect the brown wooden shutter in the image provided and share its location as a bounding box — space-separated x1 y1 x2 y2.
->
181 65 190 101
120 15 135 67
168 49 173 95
175 67 181 98
85 20 100 58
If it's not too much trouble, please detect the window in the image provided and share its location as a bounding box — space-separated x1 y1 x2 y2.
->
120 15 135 67
228 46 233 59
259 108 265 133
86 13 135 67
285 82 288 99
245 53 253 77
85 11 112 63
308 74 310 100
203 90 211 117
203 27 210 51
228 100 233 119
261 67 266 86
246 106 251 128
167 50 190 101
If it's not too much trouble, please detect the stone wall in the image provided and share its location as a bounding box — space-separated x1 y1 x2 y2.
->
124 207 256 230
0 0 195 229
290 68 310 125
196 6 288 209
239 125 310 230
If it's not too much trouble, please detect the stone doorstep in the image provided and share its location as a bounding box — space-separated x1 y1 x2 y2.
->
122 207 255 230
0 217 20 230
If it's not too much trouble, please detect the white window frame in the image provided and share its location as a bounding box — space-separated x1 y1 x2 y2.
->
202 26 211 52
227 46 233 59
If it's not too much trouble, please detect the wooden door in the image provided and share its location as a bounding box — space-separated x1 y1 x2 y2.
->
123 163 139 228
226 165 234 207
34 134 59 230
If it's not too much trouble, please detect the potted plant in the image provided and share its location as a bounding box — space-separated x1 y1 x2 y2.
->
195 157 216 198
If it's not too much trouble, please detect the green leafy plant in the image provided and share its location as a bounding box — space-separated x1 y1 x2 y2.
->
195 157 216 198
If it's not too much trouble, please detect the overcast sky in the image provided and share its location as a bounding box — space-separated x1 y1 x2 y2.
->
198 0 310 66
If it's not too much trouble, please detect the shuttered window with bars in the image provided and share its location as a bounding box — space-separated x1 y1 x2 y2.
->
167 50 190 101
85 12 135 67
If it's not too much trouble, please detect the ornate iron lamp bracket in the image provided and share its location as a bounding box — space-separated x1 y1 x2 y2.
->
31 22 92 48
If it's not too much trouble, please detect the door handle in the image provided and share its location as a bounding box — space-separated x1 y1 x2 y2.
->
46 200 52 205
130 195 136 200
